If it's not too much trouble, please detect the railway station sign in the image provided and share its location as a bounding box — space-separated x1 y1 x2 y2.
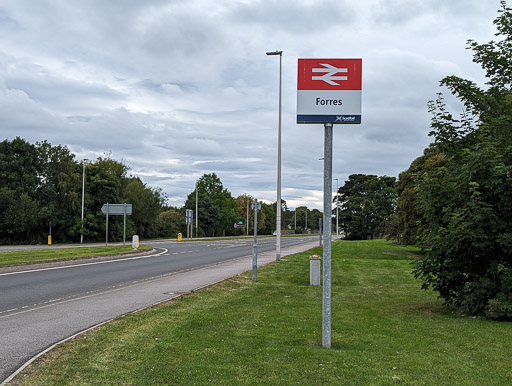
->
297 58 362 124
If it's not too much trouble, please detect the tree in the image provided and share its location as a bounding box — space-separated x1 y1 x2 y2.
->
84 157 124 241
387 146 448 245
36 141 81 243
309 209 323 232
185 173 238 237
157 207 185 238
338 174 397 240
123 177 166 238
295 206 310 231
413 1 512 319
0 138 168 244
235 194 266 234
0 138 42 243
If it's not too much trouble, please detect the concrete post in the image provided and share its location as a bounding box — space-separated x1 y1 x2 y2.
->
310 255 321 285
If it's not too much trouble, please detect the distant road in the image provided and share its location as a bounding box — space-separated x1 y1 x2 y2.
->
0 236 281 252
0 236 320 382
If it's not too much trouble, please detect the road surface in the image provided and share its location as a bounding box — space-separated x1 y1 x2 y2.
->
0 236 320 383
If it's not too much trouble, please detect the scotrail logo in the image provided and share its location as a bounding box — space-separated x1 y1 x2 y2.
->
311 64 348 86
335 116 357 122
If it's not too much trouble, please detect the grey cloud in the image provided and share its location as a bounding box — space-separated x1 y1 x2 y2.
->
0 0 501 209
370 0 498 31
0 8 18 29
231 0 354 34
6 74 124 113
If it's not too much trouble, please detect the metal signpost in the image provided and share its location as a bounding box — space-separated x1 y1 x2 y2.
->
266 50 283 263
251 199 261 282
195 186 199 238
186 209 194 239
297 58 362 348
319 217 323 246
101 203 133 246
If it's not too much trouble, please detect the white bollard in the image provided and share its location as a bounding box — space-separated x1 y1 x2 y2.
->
132 235 139 250
310 255 321 286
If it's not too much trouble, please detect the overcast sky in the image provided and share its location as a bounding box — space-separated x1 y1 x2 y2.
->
0 0 501 209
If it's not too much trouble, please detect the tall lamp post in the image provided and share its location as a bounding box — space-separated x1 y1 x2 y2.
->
266 49 282 261
334 178 339 236
196 182 199 238
80 159 88 244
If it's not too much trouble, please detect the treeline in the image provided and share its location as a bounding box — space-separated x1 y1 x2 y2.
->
0 137 324 244
387 1 512 319
0 138 166 244
336 2 512 320
183 174 324 238
335 174 397 240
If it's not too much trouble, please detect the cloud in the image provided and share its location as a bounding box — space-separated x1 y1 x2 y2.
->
0 0 502 210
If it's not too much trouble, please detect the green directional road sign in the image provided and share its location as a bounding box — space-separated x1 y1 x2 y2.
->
234 217 246 228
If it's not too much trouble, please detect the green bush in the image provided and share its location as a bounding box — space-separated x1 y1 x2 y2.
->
412 2 512 320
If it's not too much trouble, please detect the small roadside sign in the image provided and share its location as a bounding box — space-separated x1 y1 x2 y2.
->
101 203 132 246
234 217 246 228
186 209 193 225
101 203 132 215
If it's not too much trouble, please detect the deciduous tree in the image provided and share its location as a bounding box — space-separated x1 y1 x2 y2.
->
413 1 512 319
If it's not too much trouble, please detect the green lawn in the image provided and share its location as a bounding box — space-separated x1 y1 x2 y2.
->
0 245 153 268
13 240 512 384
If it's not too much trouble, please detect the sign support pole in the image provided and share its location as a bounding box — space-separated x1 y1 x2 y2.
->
252 199 260 282
319 217 323 246
123 203 127 246
105 202 109 247
322 123 333 349
195 186 198 238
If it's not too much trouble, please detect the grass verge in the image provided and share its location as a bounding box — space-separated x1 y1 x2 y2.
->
12 240 512 384
0 245 153 268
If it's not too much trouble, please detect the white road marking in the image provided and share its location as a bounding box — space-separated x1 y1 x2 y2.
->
0 248 168 277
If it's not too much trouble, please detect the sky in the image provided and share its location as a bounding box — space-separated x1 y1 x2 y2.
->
0 0 501 210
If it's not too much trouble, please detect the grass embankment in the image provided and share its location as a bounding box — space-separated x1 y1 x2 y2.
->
13 240 512 384
0 245 153 268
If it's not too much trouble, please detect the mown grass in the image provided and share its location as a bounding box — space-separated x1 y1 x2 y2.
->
0 245 153 268
13 239 512 384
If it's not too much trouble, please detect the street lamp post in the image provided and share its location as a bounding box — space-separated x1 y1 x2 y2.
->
196 182 199 238
266 49 282 261
334 178 339 236
81 159 88 244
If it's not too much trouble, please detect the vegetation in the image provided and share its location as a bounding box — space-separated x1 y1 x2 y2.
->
391 1 512 319
0 245 153 267
337 174 397 240
1 140 317 245
387 146 447 245
0 139 166 244
14 240 512 384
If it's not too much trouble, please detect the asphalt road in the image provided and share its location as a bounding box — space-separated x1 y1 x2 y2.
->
0 236 320 383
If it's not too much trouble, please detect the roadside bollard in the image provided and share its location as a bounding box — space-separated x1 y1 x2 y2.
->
310 255 321 286
132 235 139 250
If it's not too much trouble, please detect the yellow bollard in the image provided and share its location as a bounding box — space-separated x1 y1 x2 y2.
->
48 235 52 245
178 233 182 242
